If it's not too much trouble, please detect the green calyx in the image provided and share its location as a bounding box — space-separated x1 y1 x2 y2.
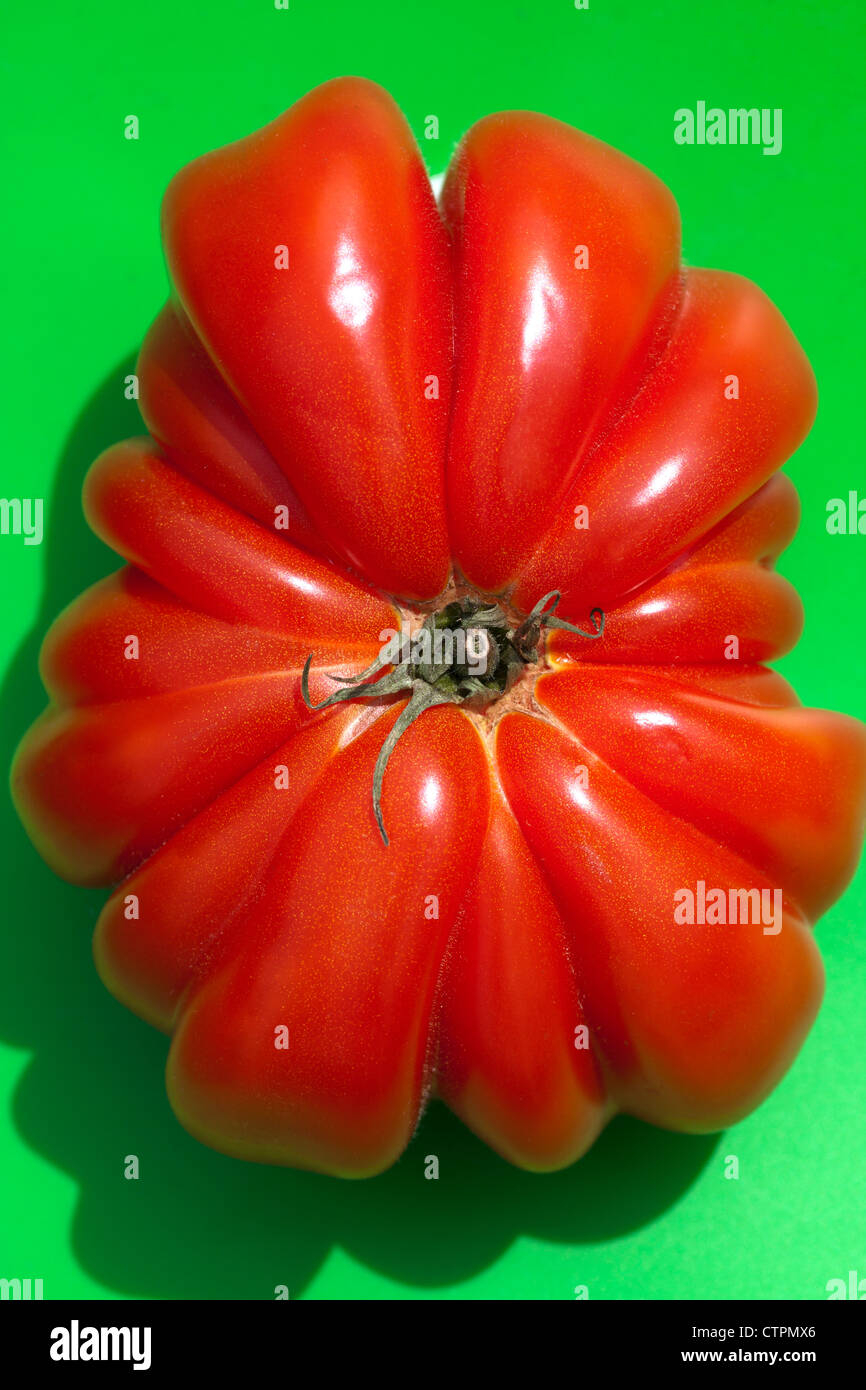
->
301 589 604 846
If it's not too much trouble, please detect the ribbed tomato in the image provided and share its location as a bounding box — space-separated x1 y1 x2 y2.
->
11 77 866 1176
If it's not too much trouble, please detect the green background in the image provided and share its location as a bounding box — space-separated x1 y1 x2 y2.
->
1 0 864 1300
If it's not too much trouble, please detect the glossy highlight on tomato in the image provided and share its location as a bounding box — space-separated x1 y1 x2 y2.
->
11 77 866 1177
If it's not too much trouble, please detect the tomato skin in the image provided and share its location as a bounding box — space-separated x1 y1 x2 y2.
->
535 668 866 926
435 783 608 1172
442 110 681 594
137 301 330 561
161 77 453 601
494 712 827 1132
166 706 489 1177
92 708 363 1033
9 77 866 1174
512 268 818 618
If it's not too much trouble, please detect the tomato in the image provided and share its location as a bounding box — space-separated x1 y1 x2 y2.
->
11 77 866 1177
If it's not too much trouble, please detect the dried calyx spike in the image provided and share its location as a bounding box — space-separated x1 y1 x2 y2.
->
301 589 605 845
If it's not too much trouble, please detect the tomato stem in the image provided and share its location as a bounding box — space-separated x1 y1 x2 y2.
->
301 589 604 845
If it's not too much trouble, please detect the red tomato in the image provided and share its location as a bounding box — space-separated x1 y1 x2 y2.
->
11 78 866 1176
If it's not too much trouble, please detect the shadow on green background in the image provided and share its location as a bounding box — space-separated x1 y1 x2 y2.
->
0 362 718 1298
